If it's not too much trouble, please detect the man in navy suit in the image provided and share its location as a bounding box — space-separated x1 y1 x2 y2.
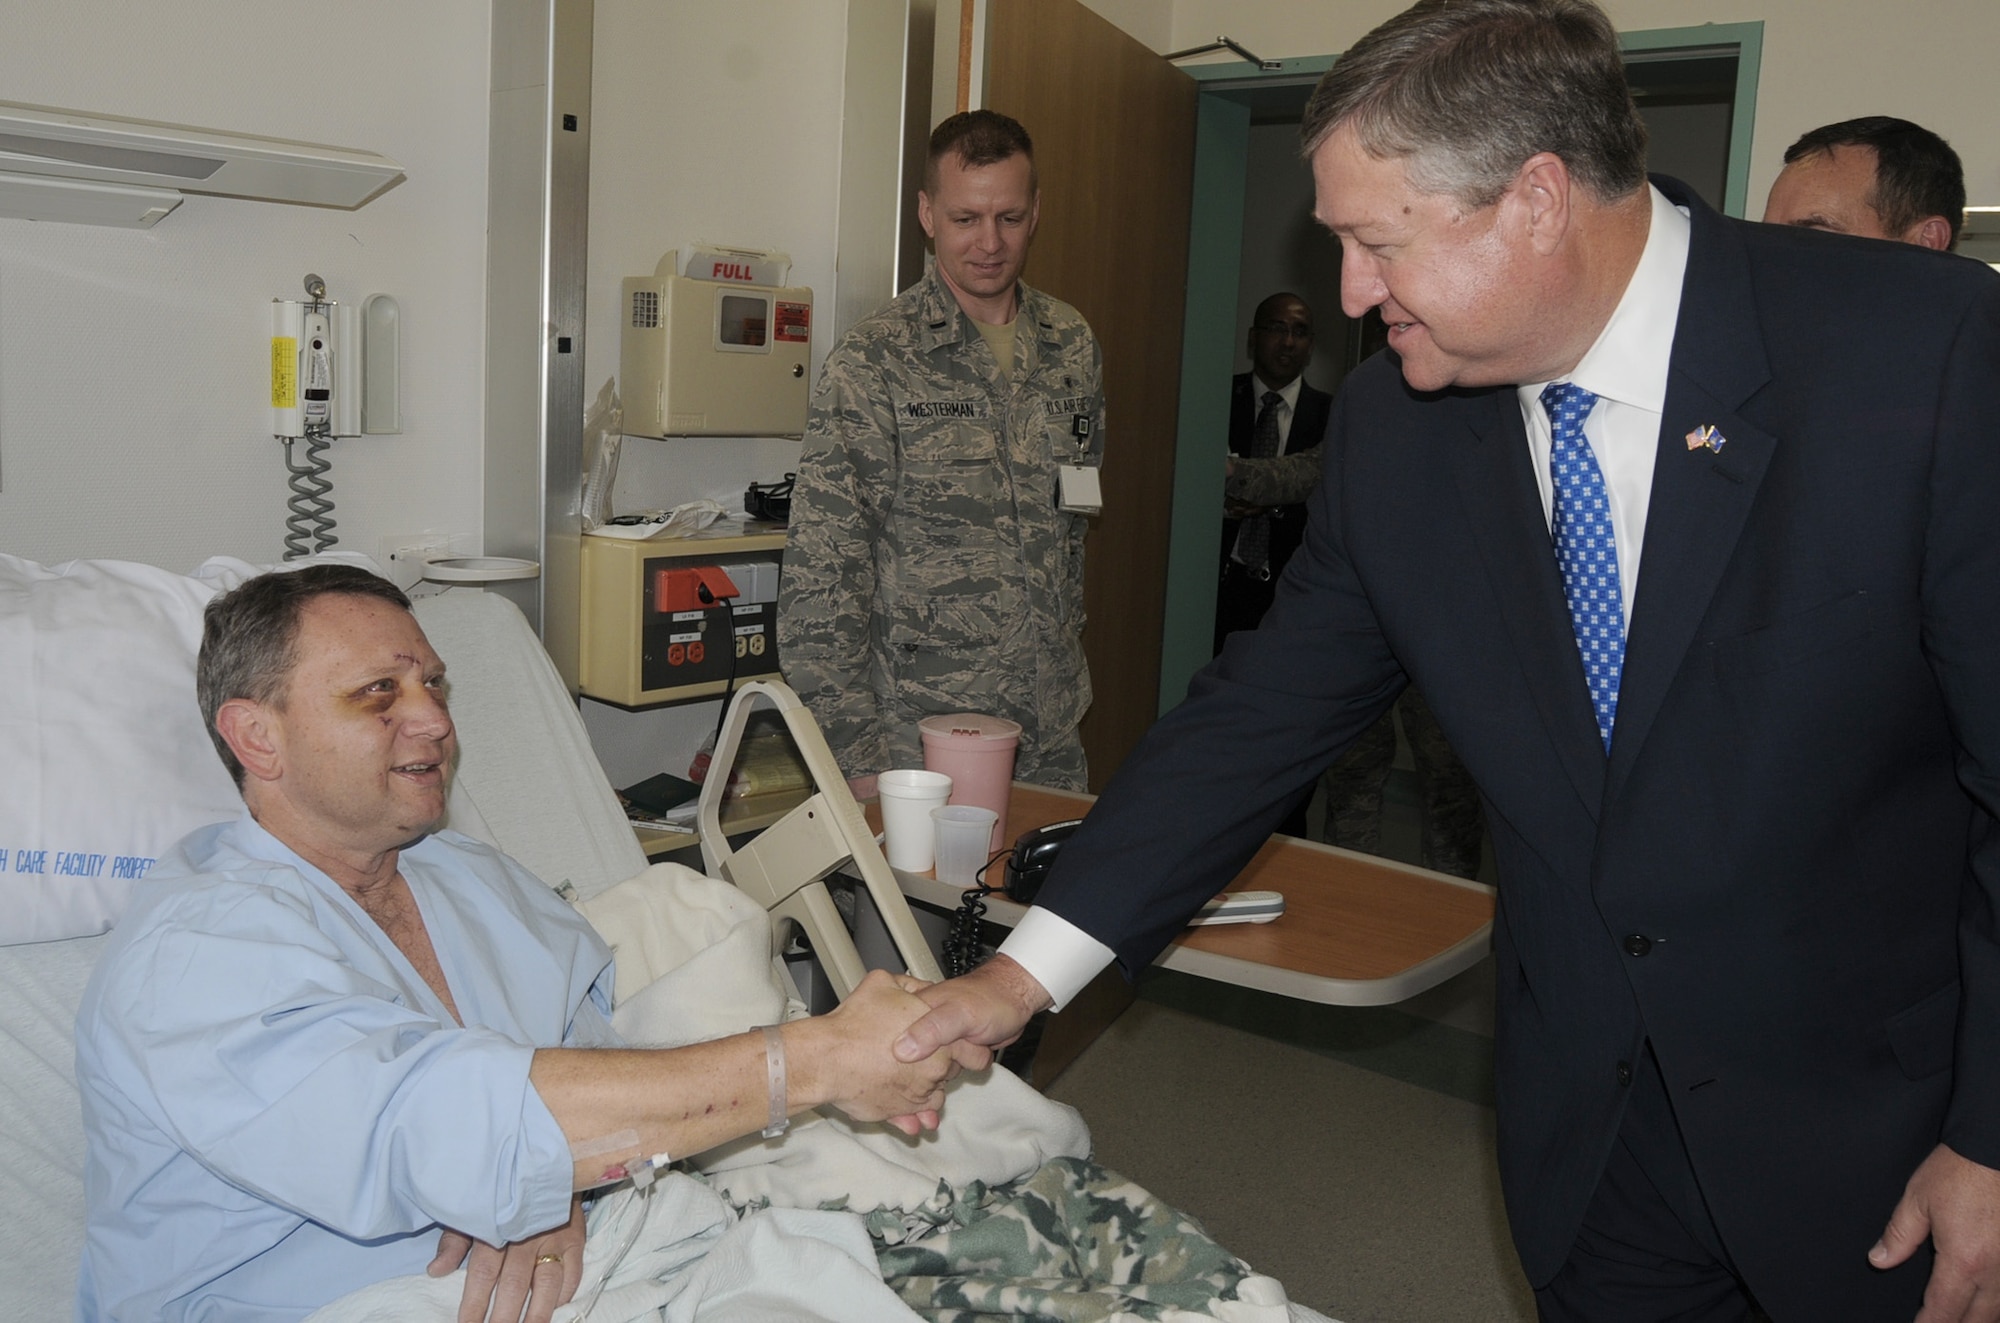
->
893 0 2000 1317
1214 291 1334 651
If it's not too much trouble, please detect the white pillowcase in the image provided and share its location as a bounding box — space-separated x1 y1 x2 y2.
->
0 553 372 945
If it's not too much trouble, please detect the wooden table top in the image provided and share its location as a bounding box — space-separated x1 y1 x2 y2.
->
871 782 1495 1007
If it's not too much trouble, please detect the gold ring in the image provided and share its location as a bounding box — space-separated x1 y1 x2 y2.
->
535 1253 563 1267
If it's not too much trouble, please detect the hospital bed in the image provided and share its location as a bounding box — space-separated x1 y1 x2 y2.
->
0 552 1338 1322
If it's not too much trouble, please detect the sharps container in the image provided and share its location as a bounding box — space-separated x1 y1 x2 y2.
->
919 713 1021 853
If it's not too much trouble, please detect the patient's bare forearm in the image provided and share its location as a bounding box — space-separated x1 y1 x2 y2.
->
533 1032 801 1187
531 970 953 1189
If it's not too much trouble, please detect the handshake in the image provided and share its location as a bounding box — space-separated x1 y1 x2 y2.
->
816 957 1057 1134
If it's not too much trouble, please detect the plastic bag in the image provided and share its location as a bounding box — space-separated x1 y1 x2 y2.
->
580 377 623 530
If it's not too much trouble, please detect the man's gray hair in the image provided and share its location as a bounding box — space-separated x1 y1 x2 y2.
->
197 564 412 788
1300 0 1648 210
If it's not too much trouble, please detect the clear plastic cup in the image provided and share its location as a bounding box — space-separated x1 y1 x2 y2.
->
876 769 952 871
931 805 1000 886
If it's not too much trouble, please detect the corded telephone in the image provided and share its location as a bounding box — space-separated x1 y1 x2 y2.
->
942 818 1082 977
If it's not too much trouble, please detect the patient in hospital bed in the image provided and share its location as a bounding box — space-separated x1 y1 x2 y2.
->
16 554 1315 1323
75 564 966 1321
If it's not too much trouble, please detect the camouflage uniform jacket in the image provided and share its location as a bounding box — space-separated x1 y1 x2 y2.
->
1225 443 1323 509
779 264 1104 788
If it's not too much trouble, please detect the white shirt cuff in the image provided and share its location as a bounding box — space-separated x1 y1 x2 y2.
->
997 908 1116 1012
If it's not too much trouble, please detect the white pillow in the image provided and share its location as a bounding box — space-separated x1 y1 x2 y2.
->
0 553 373 945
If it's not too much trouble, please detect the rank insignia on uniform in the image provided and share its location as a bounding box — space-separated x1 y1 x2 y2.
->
1685 424 1725 453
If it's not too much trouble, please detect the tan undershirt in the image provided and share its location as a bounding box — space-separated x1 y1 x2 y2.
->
976 316 1018 382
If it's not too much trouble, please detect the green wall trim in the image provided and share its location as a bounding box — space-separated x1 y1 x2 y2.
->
1158 93 1250 716
1620 21 1764 217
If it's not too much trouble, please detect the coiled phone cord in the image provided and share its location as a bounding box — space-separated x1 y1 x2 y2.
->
281 432 337 558
942 855 1007 979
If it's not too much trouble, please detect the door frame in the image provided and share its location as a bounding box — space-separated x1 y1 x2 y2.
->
1157 25 1763 717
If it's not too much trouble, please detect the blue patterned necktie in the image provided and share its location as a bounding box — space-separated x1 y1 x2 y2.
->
1541 382 1623 752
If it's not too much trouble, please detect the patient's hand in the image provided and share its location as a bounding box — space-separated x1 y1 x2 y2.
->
429 1193 584 1323
795 970 966 1133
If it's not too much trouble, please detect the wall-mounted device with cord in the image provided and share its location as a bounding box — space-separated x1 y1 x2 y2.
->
270 273 401 558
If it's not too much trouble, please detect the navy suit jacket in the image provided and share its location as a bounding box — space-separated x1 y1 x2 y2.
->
1036 179 2000 1310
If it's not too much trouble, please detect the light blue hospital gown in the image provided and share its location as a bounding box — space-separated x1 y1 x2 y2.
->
74 816 618 1323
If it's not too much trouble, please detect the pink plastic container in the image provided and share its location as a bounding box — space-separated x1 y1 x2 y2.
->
919 713 1021 853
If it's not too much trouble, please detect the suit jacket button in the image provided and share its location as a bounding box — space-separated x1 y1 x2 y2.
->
1623 933 1653 957
1616 1061 1633 1087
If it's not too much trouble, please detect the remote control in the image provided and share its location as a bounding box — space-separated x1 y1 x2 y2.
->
1188 890 1285 925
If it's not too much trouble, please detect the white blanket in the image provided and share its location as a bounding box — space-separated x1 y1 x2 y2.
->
306 1175 922 1323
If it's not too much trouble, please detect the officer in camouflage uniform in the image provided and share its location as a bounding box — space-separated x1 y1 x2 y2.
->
780 110 1103 791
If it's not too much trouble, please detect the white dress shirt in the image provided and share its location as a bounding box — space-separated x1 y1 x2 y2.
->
1519 184 1690 622
1001 185 1692 1011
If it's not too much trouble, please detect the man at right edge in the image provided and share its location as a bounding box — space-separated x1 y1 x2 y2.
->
893 1 2000 1317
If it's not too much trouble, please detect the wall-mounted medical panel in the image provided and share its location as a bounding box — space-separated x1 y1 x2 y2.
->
579 529 787 706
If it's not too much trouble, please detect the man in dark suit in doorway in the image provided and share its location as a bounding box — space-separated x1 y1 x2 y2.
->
1213 292 1333 653
894 0 2000 1317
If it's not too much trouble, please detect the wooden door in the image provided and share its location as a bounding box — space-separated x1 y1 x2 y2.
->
978 0 1197 791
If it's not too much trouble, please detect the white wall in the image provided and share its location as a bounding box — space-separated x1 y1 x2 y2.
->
0 0 493 571
1078 0 1175 53
1164 0 2000 213
582 0 847 522
578 0 853 789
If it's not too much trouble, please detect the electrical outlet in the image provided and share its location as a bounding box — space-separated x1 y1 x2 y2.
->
379 533 454 590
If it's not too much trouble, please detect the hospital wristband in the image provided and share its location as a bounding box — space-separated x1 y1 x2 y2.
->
761 1023 789 1139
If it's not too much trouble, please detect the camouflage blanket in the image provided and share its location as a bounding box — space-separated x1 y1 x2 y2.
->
868 1156 1287 1323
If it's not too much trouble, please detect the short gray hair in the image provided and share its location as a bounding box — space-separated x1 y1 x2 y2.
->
1301 0 1647 210
197 564 411 788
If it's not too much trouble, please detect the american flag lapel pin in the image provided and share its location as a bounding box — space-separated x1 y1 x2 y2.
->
1685 424 1726 453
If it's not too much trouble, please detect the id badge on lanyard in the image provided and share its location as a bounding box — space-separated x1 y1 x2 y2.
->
1057 412 1100 515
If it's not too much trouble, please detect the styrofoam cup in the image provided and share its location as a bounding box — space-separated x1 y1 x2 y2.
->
931 805 999 887
877 769 953 871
